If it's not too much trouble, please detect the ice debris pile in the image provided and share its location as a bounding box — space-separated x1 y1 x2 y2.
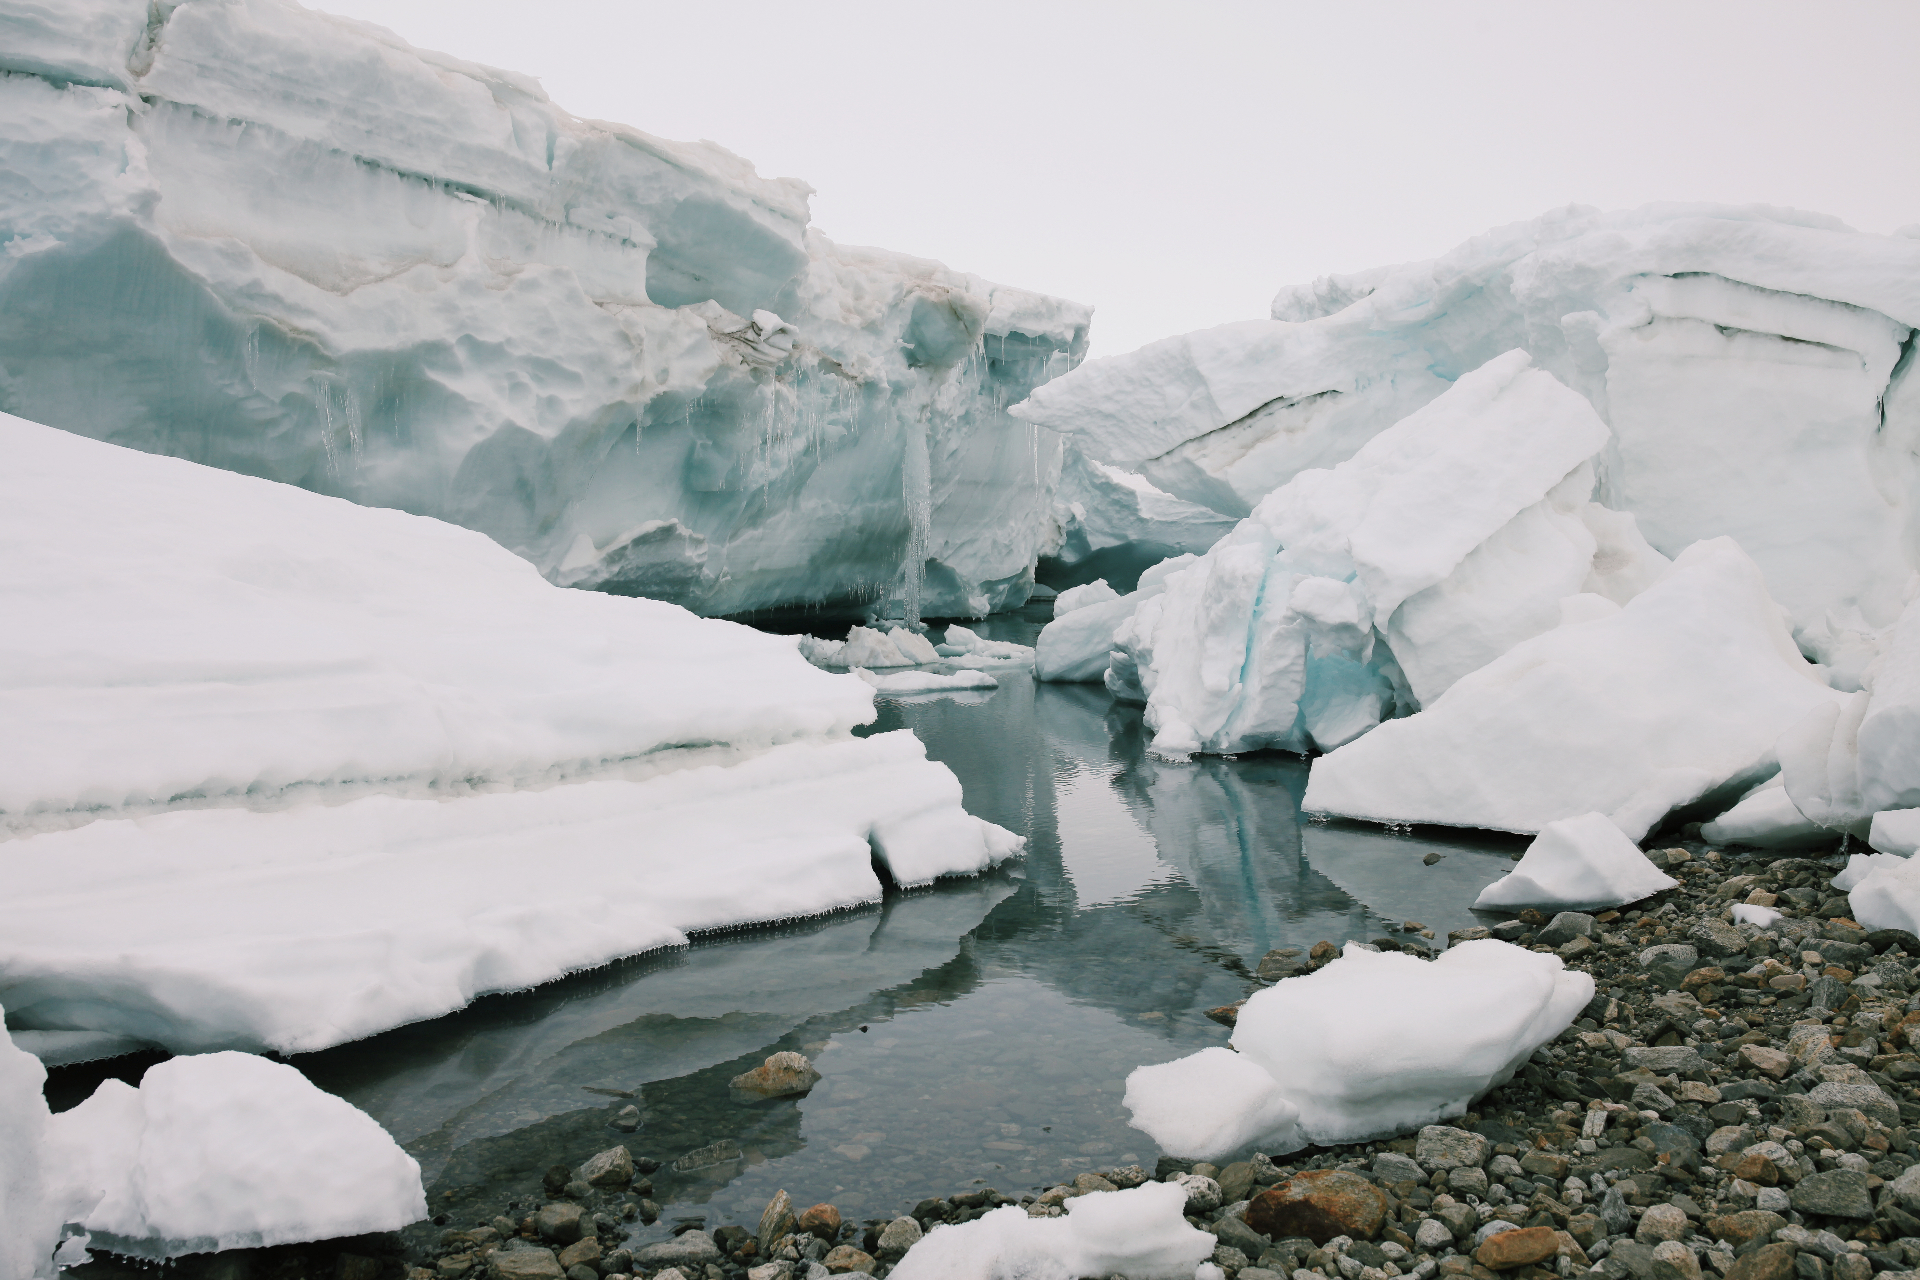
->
0 0 1089 620
1122 940 1592 1161
4 1019 425 1271
0 415 1021 1054
891 1181 1216 1280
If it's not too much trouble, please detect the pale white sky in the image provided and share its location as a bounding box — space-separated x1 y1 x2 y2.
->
312 0 1920 358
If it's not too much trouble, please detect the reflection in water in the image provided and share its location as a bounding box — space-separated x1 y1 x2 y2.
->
275 605 1520 1238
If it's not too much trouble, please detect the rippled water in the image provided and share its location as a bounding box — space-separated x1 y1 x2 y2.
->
49 603 1528 1241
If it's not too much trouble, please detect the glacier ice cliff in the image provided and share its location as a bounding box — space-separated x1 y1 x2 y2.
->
0 0 1089 619
1013 204 1920 666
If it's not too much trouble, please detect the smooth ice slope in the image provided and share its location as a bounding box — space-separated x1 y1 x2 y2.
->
1013 205 1920 665
1303 540 1843 841
1475 812 1678 911
0 413 873 824
891 1182 1215 1280
1112 352 1668 757
1122 941 1591 1160
54 1052 425 1258
0 0 1089 620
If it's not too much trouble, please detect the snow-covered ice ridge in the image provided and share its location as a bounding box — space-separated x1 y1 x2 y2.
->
0 0 1090 620
1015 204 1920 672
0 413 1022 1056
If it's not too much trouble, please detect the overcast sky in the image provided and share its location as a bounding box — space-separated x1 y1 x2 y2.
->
312 0 1920 359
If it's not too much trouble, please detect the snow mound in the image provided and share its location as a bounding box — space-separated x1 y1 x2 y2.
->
1873 809 1920 855
0 413 875 826
1123 941 1591 1159
1112 351 1668 757
855 668 998 695
1036 556 1197 684
1303 539 1842 840
1700 776 1832 850
1014 204 1920 666
53 1052 425 1259
890 1182 1215 1280
0 733 1019 1055
1474 812 1677 911
0 0 1089 619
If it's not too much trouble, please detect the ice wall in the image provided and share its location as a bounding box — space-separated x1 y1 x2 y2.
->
1013 205 1920 664
0 0 1090 619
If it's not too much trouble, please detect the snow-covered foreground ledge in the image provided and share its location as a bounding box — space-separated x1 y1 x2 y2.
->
0 414 1020 1055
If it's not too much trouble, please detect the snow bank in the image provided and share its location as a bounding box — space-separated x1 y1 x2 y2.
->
1873 809 1920 855
855 668 998 695
891 1182 1215 1280
1014 204 1920 664
1303 539 1842 840
2 1011 96 1280
0 0 1089 621
1700 776 1832 850
0 413 878 826
1035 556 1197 684
54 1052 425 1259
1123 941 1591 1160
1112 351 1667 757
1779 596 1920 833
0 732 1020 1054
1474 812 1677 911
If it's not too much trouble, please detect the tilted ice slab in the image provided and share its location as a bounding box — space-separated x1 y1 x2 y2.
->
1122 941 1591 1161
0 0 1089 620
53 1051 425 1259
1475 812 1677 912
1303 539 1844 841
1111 352 1669 757
891 1182 1215 1280
1036 555 1196 684
0 414 875 824
1013 205 1920 665
1700 776 1833 851
0 732 1020 1055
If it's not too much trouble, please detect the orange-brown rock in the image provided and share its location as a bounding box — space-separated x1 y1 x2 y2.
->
1714 1153 1779 1185
1245 1170 1388 1244
1725 1244 1797 1280
1705 1211 1786 1247
1475 1227 1561 1270
797 1204 842 1240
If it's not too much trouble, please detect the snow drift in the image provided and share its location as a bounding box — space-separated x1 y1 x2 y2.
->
890 1182 1215 1280
0 0 1089 620
1014 204 1920 668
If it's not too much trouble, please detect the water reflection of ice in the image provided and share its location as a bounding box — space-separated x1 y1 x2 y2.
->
1054 766 1173 907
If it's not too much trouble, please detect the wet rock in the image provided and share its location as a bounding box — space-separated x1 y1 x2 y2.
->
671 1139 741 1173
578 1147 633 1187
796 1204 842 1240
1726 1244 1799 1280
821 1245 876 1275
638 1234 722 1268
1475 1227 1560 1271
535 1205 585 1245
610 1105 640 1133
490 1251 564 1280
555 1240 599 1271
758 1191 797 1255
562 1180 593 1200
1416 1125 1489 1171
1789 1170 1875 1219
875 1218 922 1260
1246 1171 1388 1244
1650 1240 1702 1280
1635 1204 1688 1244
730 1052 823 1099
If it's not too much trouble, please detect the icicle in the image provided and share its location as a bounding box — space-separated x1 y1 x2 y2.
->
901 406 931 628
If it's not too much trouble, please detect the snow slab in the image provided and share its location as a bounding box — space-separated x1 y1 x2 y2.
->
890 1181 1215 1280
0 413 878 827
1700 776 1833 850
937 625 1035 664
0 732 1022 1055
0 0 1090 619
3 1010 97 1280
1012 204 1920 666
855 668 998 695
51 1051 425 1259
1780 596 1920 832
1873 809 1920 856
1474 812 1678 911
1847 856 1920 935
1122 941 1591 1160
1303 539 1843 841
1113 351 1666 757
1036 556 1197 685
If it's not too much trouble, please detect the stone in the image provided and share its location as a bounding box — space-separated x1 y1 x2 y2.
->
1415 1220 1454 1251
1416 1126 1490 1171
1476 1227 1560 1270
1445 1167 1490 1197
759 1192 798 1255
1174 1173 1224 1213
1373 1152 1427 1186
1790 1170 1876 1219
1538 913 1597 948
1739 1046 1793 1080
1691 918 1750 959
1637 1203 1689 1244
1706 1211 1788 1246
1651 1241 1703 1280
797 1204 842 1240
1624 1046 1709 1075
651 1270 688 1280
1437 1203 1478 1237
610 1105 640 1133
535 1205 585 1245
1520 1151 1570 1180
821 1246 876 1275
1642 944 1701 987
1560 935 1594 960
1565 1213 1603 1250
1755 1187 1790 1213
1600 1184 1634 1236
1887 1164 1920 1211
1683 967 1728 990
555 1241 600 1272
1474 1221 1525 1249
490 1251 564 1280
638 1234 723 1269
1634 1082 1677 1112
1611 1240 1658 1279
1108 1163 1154 1189
579 1146 633 1188
1221 1161 1260 1203
1677 1081 1723 1104
563 1268 594 1280
1214 1214 1272 1258
731 1052 822 1099
1073 1172 1118 1194
1831 1257 1872 1280
874 1218 922 1259
748 1267 790 1280
1807 1082 1900 1128
1726 1245 1799 1280
1246 1171 1390 1244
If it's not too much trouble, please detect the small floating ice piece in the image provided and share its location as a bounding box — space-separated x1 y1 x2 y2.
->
935 625 1035 664
854 668 998 695
890 1181 1214 1280
1474 812 1677 911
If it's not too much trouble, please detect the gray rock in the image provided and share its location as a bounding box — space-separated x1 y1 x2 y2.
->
875 1217 922 1258
1446 1166 1489 1197
578 1146 633 1187
1810 975 1848 1011
565 1267 597 1280
534 1204 585 1245
490 1252 564 1280
1538 912 1596 948
1640 944 1700 987
638 1234 723 1268
1213 1213 1271 1258
1240 1271 1286 1280
1372 1152 1427 1186
1624 1045 1709 1075
748 1265 792 1280
1600 1184 1633 1236
1472 1220 1523 1247
1807 1081 1900 1128
1416 1124 1489 1170
1636 1203 1688 1244
1486 1153 1523 1179
1887 1163 1920 1211
1414 1219 1453 1251
1790 1169 1876 1219
1609 1241 1658 1280
1173 1173 1223 1213
1633 1082 1677 1112
609 1105 640 1133
757 1190 796 1255
1650 1240 1701 1280
671 1139 741 1173
1689 918 1749 959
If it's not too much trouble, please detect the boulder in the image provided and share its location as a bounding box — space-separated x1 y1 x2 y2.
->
1475 1226 1560 1270
1245 1170 1388 1244
1416 1125 1489 1170
578 1146 633 1187
1789 1170 1876 1219
730 1052 823 1099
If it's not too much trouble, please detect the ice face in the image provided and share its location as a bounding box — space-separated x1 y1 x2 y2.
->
1014 204 1920 662
0 0 1090 621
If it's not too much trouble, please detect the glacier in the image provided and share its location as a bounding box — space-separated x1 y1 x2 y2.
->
1013 204 1920 667
0 0 1090 621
